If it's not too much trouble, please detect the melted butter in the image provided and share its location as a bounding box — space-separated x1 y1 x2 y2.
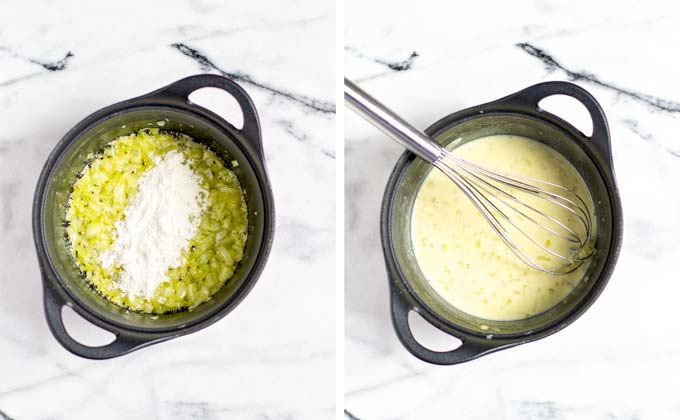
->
411 135 593 321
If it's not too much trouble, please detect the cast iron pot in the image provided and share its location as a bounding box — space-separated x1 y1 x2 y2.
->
33 74 274 359
382 81 622 365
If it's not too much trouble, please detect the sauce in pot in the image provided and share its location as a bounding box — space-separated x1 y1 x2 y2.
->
411 135 594 321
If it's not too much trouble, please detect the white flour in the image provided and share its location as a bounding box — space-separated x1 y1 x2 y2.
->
100 150 206 299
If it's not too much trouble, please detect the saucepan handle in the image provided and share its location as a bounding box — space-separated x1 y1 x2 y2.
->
501 81 613 167
42 278 170 360
149 74 264 157
390 284 510 365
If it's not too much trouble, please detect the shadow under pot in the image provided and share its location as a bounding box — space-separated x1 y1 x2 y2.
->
382 81 623 365
33 74 275 359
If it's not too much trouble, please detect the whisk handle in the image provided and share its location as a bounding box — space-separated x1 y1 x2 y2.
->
344 78 442 163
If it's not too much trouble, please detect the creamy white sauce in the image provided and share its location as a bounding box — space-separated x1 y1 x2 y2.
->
411 135 593 321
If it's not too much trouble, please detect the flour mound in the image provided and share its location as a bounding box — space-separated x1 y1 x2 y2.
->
100 150 206 299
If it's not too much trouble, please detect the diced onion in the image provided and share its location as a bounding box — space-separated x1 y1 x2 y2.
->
65 129 248 314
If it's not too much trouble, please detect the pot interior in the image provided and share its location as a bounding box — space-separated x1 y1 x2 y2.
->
40 107 268 331
388 113 615 337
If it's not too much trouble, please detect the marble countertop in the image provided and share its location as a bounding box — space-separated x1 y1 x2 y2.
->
0 1 335 419
345 0 680 419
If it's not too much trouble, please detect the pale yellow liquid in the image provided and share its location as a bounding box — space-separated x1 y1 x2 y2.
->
411 135 593 321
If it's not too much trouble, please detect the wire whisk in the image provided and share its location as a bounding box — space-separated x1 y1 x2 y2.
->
345 78 594 275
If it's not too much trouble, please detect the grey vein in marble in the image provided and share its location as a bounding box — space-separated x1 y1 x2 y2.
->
0 47 74 88
276 119 336 159
344 409 361 420
0 46 74 71
345 371 423 397
622 118 680 158
621 119 652 141
277 119 310 143
517 42 680 113
0 409 14 420
171 43 336 115
345 46 420 71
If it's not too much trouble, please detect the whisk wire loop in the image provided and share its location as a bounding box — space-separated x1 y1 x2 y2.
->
443 155 583 245
434 149 594 275
444 151 593 244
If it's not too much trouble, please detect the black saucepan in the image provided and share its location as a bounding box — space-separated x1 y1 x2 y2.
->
33 74 274 359
381 81 622 365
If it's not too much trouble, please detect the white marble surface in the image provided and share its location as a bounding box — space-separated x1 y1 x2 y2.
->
0 1 335 419
345 1 680 419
